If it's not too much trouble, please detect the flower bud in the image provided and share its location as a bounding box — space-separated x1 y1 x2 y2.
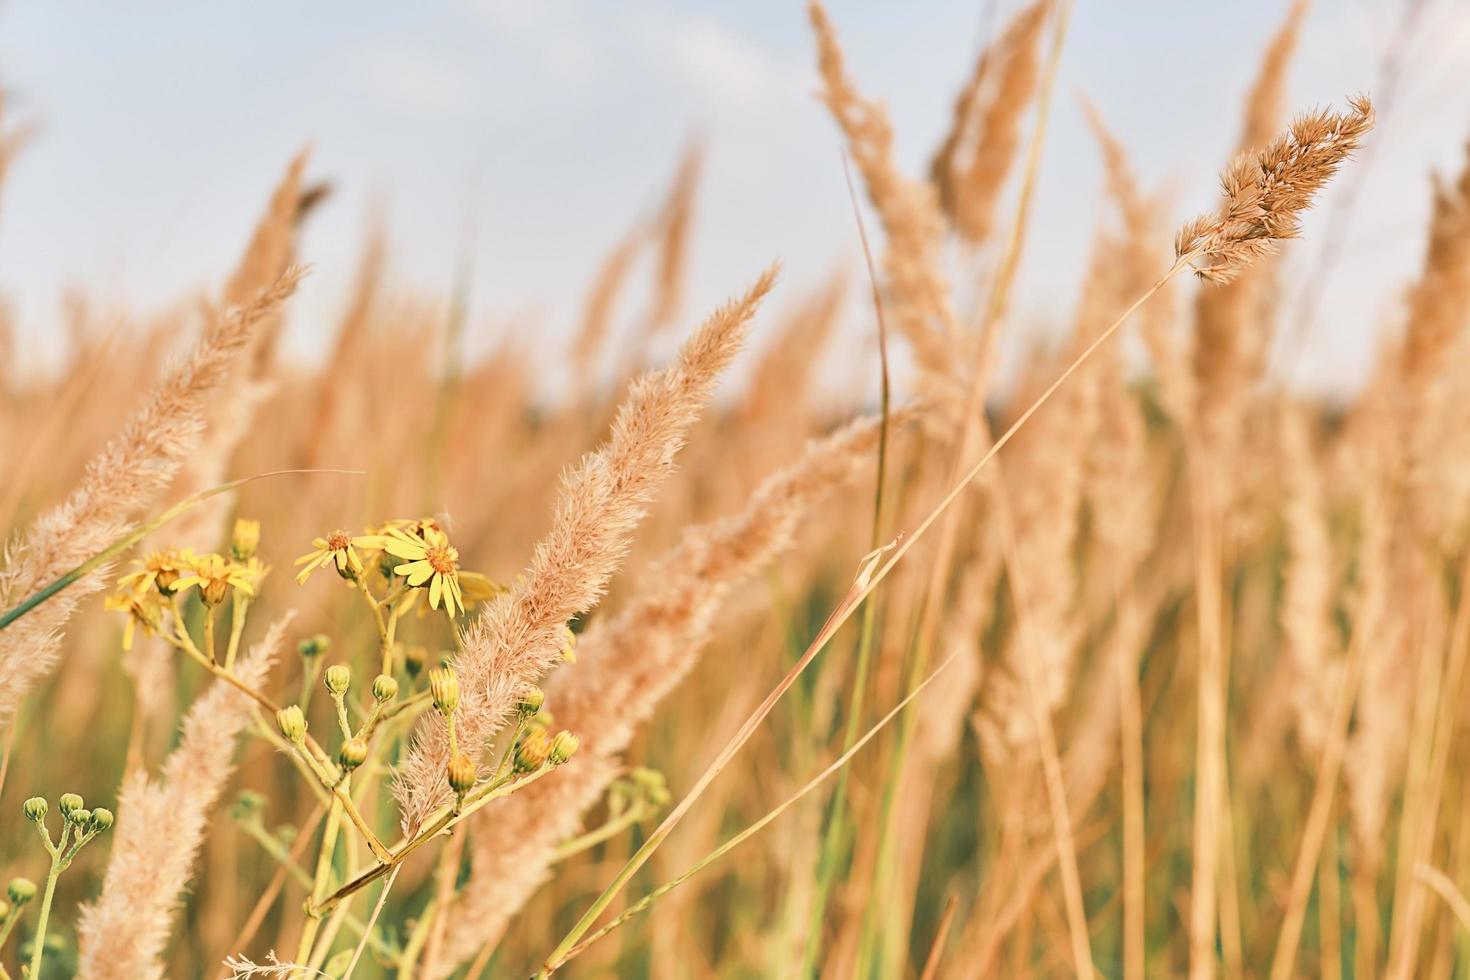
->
560 625 577 663
514 729 551 773
152 554 184 594
324 664 351 696
517 686 545 718
632 767 671 806
297 634 330 658
549 731 579 766
0 901 9 920
89 808 115 832
371 674 398 703
6 878 35 905
22 797 47 823
429 667 459 715
403 644 427 677
71 808 93 827
59 793 84 819
277 705 308 743
201 576 230 607
447 753 476 794
231 518 261 560
338 738 368 772
231 791 267 822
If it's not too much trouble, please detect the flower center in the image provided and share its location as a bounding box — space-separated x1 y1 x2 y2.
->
426 545 458 575
327 530 353 551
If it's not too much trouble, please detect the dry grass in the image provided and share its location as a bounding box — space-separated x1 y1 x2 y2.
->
4 8 1470 980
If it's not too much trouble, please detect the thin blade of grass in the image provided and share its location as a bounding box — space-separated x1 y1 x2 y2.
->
537 252 1189 974
803 148 894 971
554 652 959 969
0 468 363 631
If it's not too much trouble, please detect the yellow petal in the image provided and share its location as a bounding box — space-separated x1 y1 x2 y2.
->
384 539 425 560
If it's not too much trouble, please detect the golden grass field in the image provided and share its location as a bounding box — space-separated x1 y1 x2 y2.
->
1 1 1468 977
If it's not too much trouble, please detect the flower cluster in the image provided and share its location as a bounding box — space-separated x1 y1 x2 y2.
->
106 528 266 651
294 517 504 623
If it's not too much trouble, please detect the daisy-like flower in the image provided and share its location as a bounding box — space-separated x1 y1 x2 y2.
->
384 526 464 618
174 553 257 607
119 548 196 596
294 529 386 585
104 583 166 650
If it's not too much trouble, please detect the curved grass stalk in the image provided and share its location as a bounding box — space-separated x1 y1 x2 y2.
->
548 654 957 972
536 253 1191 976
0 469 362 632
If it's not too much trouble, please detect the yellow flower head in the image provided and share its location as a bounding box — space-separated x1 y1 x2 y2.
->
119 548 196 596
294 529 386 584
104 583 166 650
384 526 464 618
173 553 257 607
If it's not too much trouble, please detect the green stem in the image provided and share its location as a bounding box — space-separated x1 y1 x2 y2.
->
312 766 555 915
553 805 652 863
224 593 250 670
28 856 60 979
295 794 345 969
804 142 893 975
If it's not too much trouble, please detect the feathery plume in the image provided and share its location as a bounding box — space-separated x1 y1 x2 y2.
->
76 619 290 980
421 412 892 975
648 140 703 333
1175 96 1374 284
931 1 1050 244
1083 101 1188 423
571 228 645 386
1189 1 1306 459
0 270 302 724
808 0 960 403
1278 405 1339 757
393 268 778 830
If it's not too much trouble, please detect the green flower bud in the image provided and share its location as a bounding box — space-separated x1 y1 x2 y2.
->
632 767 670 806
58 793 84 819
297 634 330 658
71 808 92 827
517 686 545 718
549 731 579 766
338 738 368 772
277 705 308 743
6 878 35 905
89 808 115 832
231 791 267 822
324 664 351 696
429 667 460 716
402 644 427 678
371 674 398 703
22 797 47 823
514 729 551 774
231 518 261 561
447 753 476 794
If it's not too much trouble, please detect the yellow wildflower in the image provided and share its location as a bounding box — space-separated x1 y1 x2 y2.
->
119 549 196 596
104 583 166 650
383 526 464 617
294 529 386 584
174 553 256 606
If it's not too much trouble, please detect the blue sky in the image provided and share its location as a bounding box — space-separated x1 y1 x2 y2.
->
2 1 1468 393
